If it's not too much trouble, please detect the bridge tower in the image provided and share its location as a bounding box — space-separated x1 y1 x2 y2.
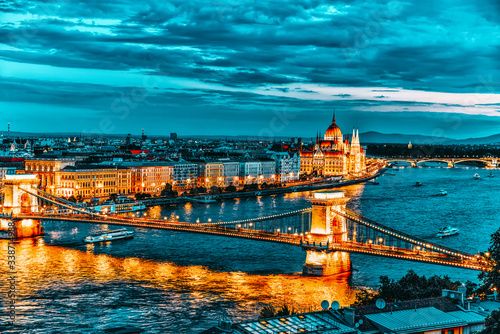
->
302 191 351 276
2 174 40 214
1 174 43 239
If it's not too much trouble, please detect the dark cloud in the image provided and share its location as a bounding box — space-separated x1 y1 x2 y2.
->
1 0 500 137
2 0 499 90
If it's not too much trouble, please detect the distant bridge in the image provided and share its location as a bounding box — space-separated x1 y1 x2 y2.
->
383 157 498 168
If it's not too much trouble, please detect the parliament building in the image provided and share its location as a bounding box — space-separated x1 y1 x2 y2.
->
300 113 366 176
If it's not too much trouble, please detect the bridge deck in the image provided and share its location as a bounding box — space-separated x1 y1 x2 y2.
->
2 212 487 271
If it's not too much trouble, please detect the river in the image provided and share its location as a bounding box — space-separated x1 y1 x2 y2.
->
1 165 498 333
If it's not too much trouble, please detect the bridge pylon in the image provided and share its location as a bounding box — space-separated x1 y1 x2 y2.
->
302 191 352 276
0 174 43 239
2 174 40 214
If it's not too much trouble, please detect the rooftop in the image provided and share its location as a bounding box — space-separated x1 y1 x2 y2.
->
234 312 355 334
364 307 466 334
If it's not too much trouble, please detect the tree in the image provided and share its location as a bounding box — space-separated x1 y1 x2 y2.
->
259 304 298 319
109 193 118 202
67 195 77 203
260 182 268 190
161 183 178 198
135 193 152 200
224 185 236 193
259 305 276 319
353 270 467 306
478 227 500 295
188 186 207 195
481 310 500 334
210 186 221 194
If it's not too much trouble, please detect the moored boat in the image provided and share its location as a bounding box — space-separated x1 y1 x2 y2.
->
414 181 423 187
192 196 217 203
474 173 480 180
436 226 459 237
92 197 146 214
84 229 134 243
439 189 447 196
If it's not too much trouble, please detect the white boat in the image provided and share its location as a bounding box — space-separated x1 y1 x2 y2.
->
192 196 217 203
84 229 134 243
436 226 459 237
414 181 423 187
439 190 447 196
474 173 480 179
488 172 495 178
92 198 146 214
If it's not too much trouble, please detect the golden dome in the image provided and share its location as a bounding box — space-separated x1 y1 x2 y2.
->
324 113 343 141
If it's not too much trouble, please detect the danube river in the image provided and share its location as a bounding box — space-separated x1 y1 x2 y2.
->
1 166 499 333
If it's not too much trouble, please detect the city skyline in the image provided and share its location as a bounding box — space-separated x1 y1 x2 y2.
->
1 0 500 139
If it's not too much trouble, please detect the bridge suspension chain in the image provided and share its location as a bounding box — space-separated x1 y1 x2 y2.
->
335 208 476 259
18 187 100 216
196 208 313 226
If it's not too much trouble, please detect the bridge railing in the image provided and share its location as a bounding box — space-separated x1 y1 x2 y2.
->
337 208 475 259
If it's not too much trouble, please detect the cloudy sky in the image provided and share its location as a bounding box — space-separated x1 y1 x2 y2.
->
1 0 500 139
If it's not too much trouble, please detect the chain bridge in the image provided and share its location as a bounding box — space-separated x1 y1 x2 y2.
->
0 174 489 276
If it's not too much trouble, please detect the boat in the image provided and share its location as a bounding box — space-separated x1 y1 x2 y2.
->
191 196 217 203
474 173 480 180
84 229 134 243
439 190 447 196
436 226 459 238
414 181 423 187
488 172 495 178
367 180 379 185
91 197 146 214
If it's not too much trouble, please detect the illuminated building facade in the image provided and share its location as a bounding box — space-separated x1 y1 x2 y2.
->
222 161 240 186
197 161 224 188
300 114 366 176
24 158 76 193
55 165 132 198
170 162 198 190
121 162 173 194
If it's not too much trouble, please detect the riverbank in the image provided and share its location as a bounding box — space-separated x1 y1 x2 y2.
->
141 168 386 207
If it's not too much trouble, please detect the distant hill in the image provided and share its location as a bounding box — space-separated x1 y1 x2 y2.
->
359 131 500 145
3 130 500 145
455 133 500 145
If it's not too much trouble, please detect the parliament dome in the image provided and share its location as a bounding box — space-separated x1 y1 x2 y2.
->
324 114 343 141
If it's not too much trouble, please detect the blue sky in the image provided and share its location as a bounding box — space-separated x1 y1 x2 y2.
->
1 0 500 139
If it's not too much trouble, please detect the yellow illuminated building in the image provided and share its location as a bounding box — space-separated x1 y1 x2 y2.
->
300 114 366 176
24 158 76 193
121 162 173 194
55 165 132 198
197 161 224 188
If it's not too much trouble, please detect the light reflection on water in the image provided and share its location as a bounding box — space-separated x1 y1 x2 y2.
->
1 240 355 333
1 166 499 333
